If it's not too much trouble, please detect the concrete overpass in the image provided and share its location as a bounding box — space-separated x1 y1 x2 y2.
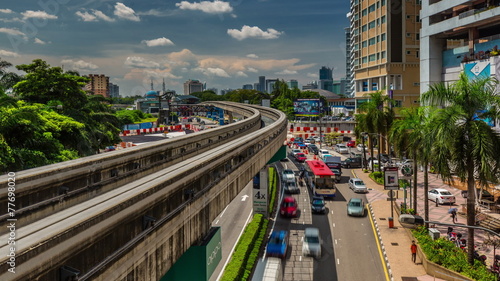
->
0 102 287 281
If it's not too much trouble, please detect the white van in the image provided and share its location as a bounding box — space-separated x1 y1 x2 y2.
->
318 149 330 159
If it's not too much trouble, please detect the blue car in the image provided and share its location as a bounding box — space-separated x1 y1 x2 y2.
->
266 230 288 259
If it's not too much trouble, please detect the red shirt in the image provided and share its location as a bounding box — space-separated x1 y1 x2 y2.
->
411 244 417 254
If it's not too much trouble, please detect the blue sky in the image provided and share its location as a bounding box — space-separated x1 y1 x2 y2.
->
0 0 350 96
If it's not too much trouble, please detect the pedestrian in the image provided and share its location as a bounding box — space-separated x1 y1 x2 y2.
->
410 240 417 263
451 209 457 223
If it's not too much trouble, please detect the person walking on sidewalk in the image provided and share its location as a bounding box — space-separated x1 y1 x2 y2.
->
411 241 417 263
451 208 457 223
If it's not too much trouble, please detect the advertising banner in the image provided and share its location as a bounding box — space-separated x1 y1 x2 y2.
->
253 168 268 216
384 167 399 190
294 99 321 116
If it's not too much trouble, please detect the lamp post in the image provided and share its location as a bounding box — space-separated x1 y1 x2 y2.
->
157 90 176 126
361 132 368 170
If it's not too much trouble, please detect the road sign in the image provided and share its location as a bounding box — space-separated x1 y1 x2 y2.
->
401 164 413 177
384 166 399 190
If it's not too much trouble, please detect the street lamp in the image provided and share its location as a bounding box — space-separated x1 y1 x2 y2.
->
361 132 368 170
157 90 176 126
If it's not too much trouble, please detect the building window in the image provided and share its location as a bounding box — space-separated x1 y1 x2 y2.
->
406 50 411 55
368 20 376 29
394 100 403 107
376 18 380 26
416 33 420 40
406 15 411 19
368 4 376 13
362 57 368 64
362 81 368 91
381 0 386 5
362 25 367 32
416 15 420 22
362 9 367 16
369 38 376 45
376 35 380 42
381 33 386 41
381 16 386 23
381 51 386 59
362 41 367 47
416 51 419 58
372 82 378 91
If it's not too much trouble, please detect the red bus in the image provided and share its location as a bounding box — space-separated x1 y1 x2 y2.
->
304 160 336 197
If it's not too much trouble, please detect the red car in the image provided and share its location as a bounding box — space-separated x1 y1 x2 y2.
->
347 140 356 147
295 152 307 162
280 196 298 217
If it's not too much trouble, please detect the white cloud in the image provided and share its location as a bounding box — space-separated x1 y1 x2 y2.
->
34 38 47 44
307 72 318 79
142 37 174 47
0 49 19 57
194 67 230 77
143 70 182 79
235 71 247 77
227 25 283 41
93 10 115 22
124 56 160 68
21 10 58 20
137 9 163 16
0 27 26 37
76 11 97 21
176 1 233 14
61 59 99 71
114 3 140 21
76 9 115 22
275 69 297 75
0 9 13 14
246 54 258 59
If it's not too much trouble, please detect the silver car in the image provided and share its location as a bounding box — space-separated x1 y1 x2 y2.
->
302 227 321 258
348 178 368 193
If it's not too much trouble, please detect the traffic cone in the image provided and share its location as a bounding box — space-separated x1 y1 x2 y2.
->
305 149 308 154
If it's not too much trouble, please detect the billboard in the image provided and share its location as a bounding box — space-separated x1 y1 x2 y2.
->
294 99 321 116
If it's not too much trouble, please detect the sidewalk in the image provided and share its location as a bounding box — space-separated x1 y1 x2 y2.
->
356 168 498 281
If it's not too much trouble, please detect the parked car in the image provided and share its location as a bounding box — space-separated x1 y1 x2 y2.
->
319 149 330 158
282 169 295 183
346 140 356 147
379 154 391 163
296 143 307 149
356 144 366 152
308 144 319 155
461 188 494 201
295 153 307 162
266 230 289 259
302 227 321 258
311 196 326 214
341 157 362 168
398 159 414 167
280 196 298 217
348 178 368 193
335 144 349 154
428 188 456 205
320 153 333 161
284 181 300 194
349 151 363 159
331 168 342 183
305 138 315 144
347 198 365 217
368 159 379 170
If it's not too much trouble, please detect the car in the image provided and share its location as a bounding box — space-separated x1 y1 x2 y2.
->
305 138 315 144
461 188 494 201
347 198 365 217
280 196 298 217
281 169 295 183
398 159 414 167
296 142 307 149
335 144 349 154
428 188 456 205
347 140 356 147
378 154 391 163
290 149 302 157
318 149 329 158
331 169 342 183
266 230 289 259
348 178 368 193
284 181 300 194
368 159 380 170
311 196 326 214
349 151 363 159
295 153 307 162
320 153 333 161
308 144 319 155
302 227 321 258
356 144 366 152
341 157 363 168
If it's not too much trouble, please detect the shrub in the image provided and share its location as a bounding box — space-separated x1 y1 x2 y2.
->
369 171 384 185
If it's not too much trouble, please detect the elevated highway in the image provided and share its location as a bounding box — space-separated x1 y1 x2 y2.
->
0 102 287 281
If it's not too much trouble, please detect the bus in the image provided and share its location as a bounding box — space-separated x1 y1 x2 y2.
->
304 160 336 198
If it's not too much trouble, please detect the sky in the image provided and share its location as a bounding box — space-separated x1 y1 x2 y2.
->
0 0 350 96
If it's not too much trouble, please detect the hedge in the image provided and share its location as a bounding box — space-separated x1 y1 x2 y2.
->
221 214 268 281
412 227 496 281
268 167 277 214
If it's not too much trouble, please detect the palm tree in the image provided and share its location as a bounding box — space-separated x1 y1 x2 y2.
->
358 91 394 172
421 72 500 264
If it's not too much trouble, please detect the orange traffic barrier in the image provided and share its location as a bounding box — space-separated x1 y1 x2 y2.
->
305 149 308 154
313 155 317 160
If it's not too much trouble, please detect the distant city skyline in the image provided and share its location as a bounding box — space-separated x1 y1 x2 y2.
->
0 1 350 96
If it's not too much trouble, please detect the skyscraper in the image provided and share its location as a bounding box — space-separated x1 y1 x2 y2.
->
319 66 333 92
183 79 204 95
258 76 266 92
344 27 354 97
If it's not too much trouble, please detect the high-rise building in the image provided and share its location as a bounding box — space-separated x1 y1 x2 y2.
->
319 66 333 92
345 27 354 97
242 84 253 90
85 74 109 97
266 79 278 94
420 1 500 97
258 76 266 92
109 83 120 98
287 79 299 89
183 79 204 95
348 0 421 110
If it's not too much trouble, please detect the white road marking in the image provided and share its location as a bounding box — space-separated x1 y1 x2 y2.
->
337 258 340 265
219 206 228 217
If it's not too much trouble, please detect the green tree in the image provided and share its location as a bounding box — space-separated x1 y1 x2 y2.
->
421 72 500 264
191 90 224 102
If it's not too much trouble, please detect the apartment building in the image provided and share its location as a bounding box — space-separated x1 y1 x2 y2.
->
349 0 422 111
85 74 109 97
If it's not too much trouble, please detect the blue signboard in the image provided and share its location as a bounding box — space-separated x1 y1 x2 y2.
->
294 99 321 116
